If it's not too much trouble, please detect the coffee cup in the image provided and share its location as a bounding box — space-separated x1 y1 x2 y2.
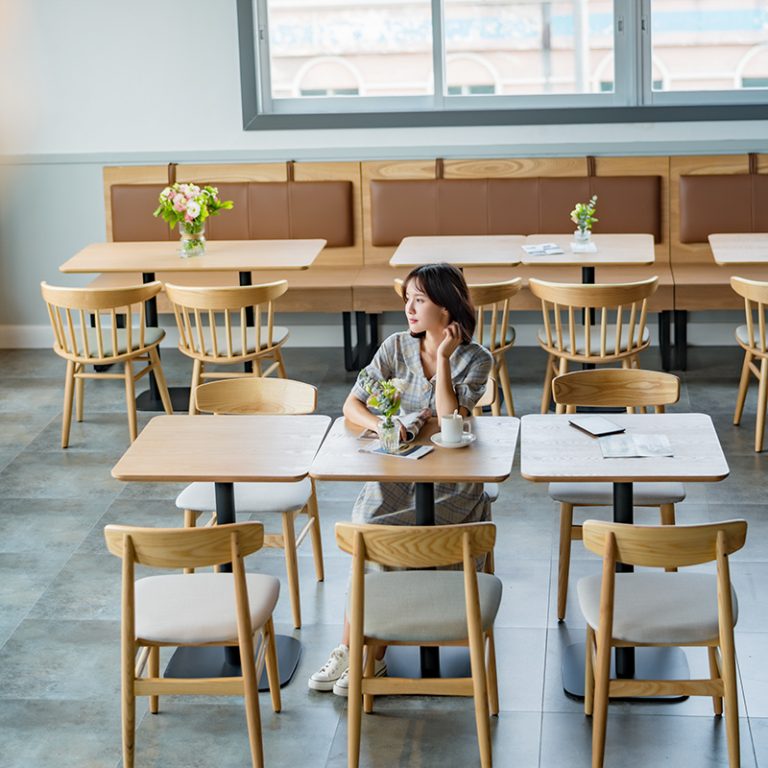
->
440 413 472 444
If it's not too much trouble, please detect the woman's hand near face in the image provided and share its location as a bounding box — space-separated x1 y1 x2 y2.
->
437 322 462 360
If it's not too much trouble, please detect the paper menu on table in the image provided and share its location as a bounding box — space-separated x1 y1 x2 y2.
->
521 243 564 256
599 433 674 458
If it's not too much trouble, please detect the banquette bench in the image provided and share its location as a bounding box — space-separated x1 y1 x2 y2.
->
88 153 766 371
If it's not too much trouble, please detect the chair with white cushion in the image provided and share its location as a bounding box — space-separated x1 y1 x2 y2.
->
731 276 768 451
40 281 173 447
551 368 684 621
104 521 281 768
164 281 290 414
176 376 323 629
336 521 501 768
579 519 745 768
529 276 658 413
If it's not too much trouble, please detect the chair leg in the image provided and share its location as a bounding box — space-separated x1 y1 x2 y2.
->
121 638 136 768
240 633 265 768
148 347 173 415
148 645 159 714
275 348 288 378
183 509 198 574
733 350 752 426
189 359 202 415
584 625 595 716
75 369 84 422
720 629 741 767
61 360 76 449
498 353 515 416
540 354 556 414
363 644 375 714
281 511 302 629
124 361 138 442
307 484 325 583
468 633 492 768
348 632 364 768
554 358 568 414
263 618 282 713
707 645 723 716
756 357 768 452
557 503 574 622
591 628 612 768
485 629 499 717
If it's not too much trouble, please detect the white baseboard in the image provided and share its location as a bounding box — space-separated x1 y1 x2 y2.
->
0 320 740 349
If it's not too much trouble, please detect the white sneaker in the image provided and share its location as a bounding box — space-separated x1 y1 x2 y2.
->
332 657 387 697
308 644 349 691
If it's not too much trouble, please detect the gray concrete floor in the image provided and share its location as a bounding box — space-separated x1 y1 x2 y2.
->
0 344 766 767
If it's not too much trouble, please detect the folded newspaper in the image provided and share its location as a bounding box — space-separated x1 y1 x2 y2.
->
599 433 673 458
521 242 564 256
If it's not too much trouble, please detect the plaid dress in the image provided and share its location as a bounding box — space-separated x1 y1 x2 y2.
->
350 332 494 526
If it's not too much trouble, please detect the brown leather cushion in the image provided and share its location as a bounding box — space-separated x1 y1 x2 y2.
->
370 177 661 246
112 181 354 247
679 175 768 243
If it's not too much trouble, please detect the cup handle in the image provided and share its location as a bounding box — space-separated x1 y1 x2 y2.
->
462 421 472 436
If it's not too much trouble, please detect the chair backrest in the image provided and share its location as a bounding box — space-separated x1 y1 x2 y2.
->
194 377 317 414
468 279 523 354
40 281 162 362
529 277 657 362
552 368 680 412
164 281 288 363
582 519 747 569
335 521 496 569
731 276 768 355
104 521 265 569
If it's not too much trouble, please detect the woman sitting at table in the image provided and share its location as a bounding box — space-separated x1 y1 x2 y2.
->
308 262 493 696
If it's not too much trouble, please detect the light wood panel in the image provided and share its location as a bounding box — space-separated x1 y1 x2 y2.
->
520 413 729 483
112 414 331 483
310 416 519 483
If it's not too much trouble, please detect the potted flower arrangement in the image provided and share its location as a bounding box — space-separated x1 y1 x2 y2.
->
359 371 406 453
570 194 598 244
153 183 233 257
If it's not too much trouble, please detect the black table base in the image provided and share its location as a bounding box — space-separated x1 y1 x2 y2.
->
384 646 471 680
136 386 190 412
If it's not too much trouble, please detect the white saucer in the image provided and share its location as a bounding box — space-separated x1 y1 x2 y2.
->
430 433 476 449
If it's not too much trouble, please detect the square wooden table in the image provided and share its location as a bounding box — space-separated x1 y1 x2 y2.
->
112 413 331 687
389 235 524 268
520 412 729 698
708 233 768 266
520 234 655 285
311 415 519 677
61 239 326 410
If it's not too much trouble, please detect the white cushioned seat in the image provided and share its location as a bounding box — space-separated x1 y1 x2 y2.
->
577 572 738 645
736 324 765 348
204 326 289 355
537 325 649 355
480 327 515 348
548 481 685 506
176 477 312 513
484 483 499 502
135 572 280 644
359 571 502 643
79 326 164 357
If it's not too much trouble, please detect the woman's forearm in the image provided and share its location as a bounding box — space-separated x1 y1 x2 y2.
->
343 393 382 431
434 355 461 417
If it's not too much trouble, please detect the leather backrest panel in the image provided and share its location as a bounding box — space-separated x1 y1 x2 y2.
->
111 185 174 242
370 176 661 245
679 175 753 243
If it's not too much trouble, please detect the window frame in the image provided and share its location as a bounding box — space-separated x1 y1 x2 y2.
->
237 0 768 130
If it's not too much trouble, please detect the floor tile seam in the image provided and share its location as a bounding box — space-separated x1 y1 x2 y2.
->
322 709 345 768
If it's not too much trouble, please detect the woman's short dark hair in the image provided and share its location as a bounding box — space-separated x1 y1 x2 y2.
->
402 263 476 343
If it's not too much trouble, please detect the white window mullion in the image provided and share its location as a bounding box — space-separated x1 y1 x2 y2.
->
613 0 642 107
638 0 653 105
254 0 273 113
431 0 445 109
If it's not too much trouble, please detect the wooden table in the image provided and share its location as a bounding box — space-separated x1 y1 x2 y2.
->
389 235 524 268
520 233 655 285
520 412 729 698
311 415 519 677
61 239 326 410
112 413 331 687
708 233 768 266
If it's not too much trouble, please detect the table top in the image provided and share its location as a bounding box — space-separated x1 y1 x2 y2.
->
519 234 655 267
708 233 768 266
60 239 326 274
111 415 331 483
520 413 729 483
310 416 519 483
389 235 524 267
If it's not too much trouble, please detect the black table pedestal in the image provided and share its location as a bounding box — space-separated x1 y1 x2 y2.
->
164 480 301 690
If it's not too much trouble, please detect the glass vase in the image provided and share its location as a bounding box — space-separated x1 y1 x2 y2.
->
178 220 206 258
378 420 400 454
573 228 592 243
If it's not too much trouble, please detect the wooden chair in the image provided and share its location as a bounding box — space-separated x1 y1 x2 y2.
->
551 368 684 621
529 276 658 413
731 276 768 451
175 377 323 628
40 281 172 447
336 521 501 768
103 521 281 768
468 278 522 416
163 281 289 414
579 519 746 768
